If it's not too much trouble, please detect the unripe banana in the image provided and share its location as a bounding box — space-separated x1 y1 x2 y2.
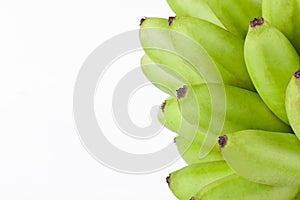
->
139 17 204 89
244 17 300 124
262 0 300 54
205 0 262 38
169 16 255 91
191 174 300 200
166 0 225 28
219 130 300 186
141 54 183 96
175 135 223 164
178 84 292 158
166 161 234 200
286 69 300 141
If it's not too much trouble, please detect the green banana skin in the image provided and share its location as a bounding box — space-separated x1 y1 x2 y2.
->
262 0 300 54
286 69 300 141
219 130 300 186
205 0 262 38
169 16 255 91
166 0 225 28
192 174 300 200
167 161 234 200
175 135 223 164
244 18 300 124
139 17 205 89
141 54 184 96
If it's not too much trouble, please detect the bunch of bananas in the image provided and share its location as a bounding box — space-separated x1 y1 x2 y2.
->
139 0 300 199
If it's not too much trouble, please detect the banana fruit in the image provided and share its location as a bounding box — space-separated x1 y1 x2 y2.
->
286 69 300 141
167 161 233 200
244 17 300 124
191 174 300 200
219 129 300 186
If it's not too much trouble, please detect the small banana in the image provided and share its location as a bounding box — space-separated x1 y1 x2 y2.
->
169 16 255 91
219 130 300 186
175 135 223 164
178 84 291 158
191 174 300 200
166 0 225 28
262 0 300 54
205 0 262 38
139 17 204 89
166 161 234 200
141 54 183 96
286 69 300 141
244 17 300 124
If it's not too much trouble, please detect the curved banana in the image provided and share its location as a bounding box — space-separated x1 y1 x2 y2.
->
139 17 204 90
191 174 300 200
141 54 183 96
219 130 300 186
286 69 300 141
205 0 262 38
262 0 300 54
244 17 300 124
175 135 223 164
169 16 255 91
166 0 225 28
166 161 234 200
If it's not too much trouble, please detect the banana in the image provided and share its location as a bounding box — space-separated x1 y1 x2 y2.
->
141 54 183 96
244 17 300 124
219 130 300 186
169 16 255 91
139 17 205 90
191 174 300 200
166 0 225 28
205 0 262 38
286 69 300 141
175 135 223 164
262 0 300 54
166 161 234 200
178 83 292 158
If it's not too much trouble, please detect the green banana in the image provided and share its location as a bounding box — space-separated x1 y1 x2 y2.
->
167 161 234 200
205 0 262 38
169 16 255 91
286 69 300 141
166 0 225 28
244 17 300 124
175 135 223 164
191 174 300 200
262 0 300 54
219 130 300 186
178 83 291 158
139 17 205 90
141 54 184 96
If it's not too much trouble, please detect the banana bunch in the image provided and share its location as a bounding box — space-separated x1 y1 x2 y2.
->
138 0 300 199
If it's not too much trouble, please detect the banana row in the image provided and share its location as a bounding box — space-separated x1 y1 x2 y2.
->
138 0 300 199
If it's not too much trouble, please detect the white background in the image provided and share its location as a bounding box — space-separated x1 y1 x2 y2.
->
0 0 186 199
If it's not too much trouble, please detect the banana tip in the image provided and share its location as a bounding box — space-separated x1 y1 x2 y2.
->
250 17 264 28
176 85 187 99
168 16 176 26
161 100 167 112
218 135 228 148
166 174 171 185
140 17 147 26
190 197 196 200
294 69 300 79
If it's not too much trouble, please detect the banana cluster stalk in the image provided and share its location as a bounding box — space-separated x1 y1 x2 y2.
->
138 0 300 199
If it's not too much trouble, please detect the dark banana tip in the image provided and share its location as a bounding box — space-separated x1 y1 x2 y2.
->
140 17 147 26
294 69 300 79
168 16 176 26
218 135 228 148
166 174 171 185
176 85 187 99
250 17 264 28
161 100 167 112
173 137 177 143
190 197 196 200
